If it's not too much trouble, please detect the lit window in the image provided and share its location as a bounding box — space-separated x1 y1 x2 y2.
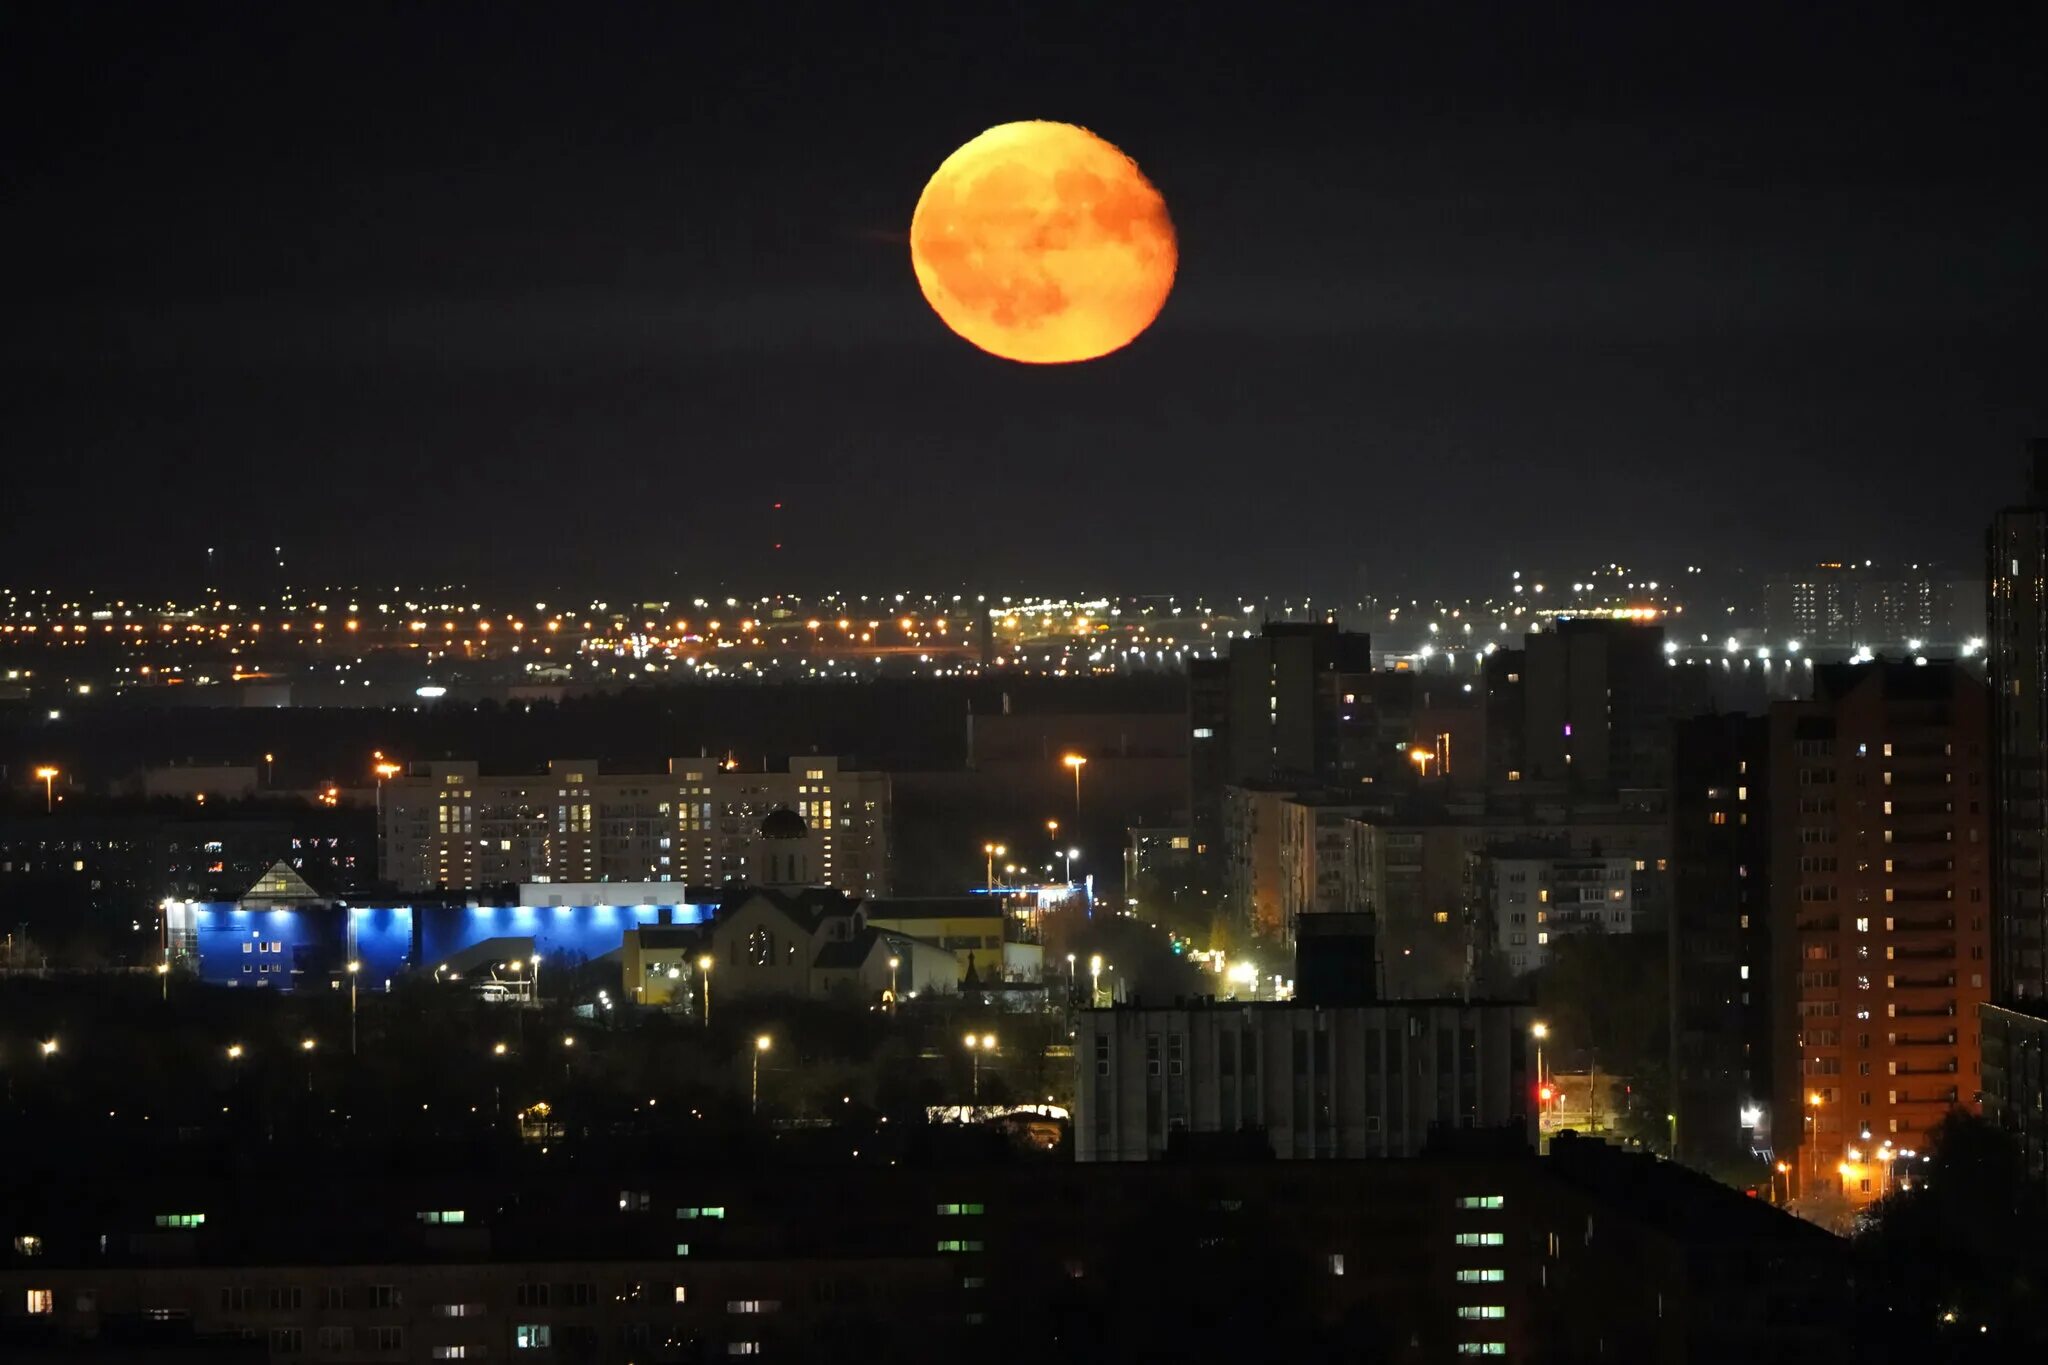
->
432 1350 471 1361
12 1235 42 1256
936 1203 986 1215
27 1289 54 1315
1455 1269 1506 1282
1455 1196 1505 1209
1456 1346 1507 1357
1327 1254 1345 1276
1434 911 1451 924
729 1346 762 1357
674 1286 688 1304
676 1207 726 1220
936 1240 984 1253
1454 1232 1505 1246
675 1244 690 1256
416 1210 464 1225
726 1301 780 1314
515 1325 551 1350
1537 932 1549 945
154 1213 205 1228
1457 1306 1507 1319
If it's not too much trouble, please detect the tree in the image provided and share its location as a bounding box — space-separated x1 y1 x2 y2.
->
1855 1111 2048 1359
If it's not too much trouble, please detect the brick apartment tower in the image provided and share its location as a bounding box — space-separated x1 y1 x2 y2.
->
1770 661 1991 1202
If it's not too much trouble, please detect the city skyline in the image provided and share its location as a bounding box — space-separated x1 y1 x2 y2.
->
7 5 2045 593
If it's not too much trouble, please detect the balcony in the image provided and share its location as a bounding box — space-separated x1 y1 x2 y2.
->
1891 974 1957 990
1895 1033 1957 1047
1889 916 1955 935
1894 1003 1958 1018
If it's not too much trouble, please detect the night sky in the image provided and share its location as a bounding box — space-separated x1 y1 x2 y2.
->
6 4 2044 598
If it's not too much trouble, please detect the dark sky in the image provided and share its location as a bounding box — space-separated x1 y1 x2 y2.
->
6 3 2044 599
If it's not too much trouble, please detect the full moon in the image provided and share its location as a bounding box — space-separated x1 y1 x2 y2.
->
910 121 1177 364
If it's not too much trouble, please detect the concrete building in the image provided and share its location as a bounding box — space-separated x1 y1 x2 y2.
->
1074 997 1538 1161
1486 619 1671 803
0 1143 1858 1365
1221 784 1292 940
861 897 1043 985
1343 810 1669 999
1276 795 1376 933
1669 713 1775 1168
377 756 889 895
1189 622 1373 853
1769 660 1992 1202
1989 439 2048 1005
1981 1002 2048 1190
1482 847 1639 978
1763 561 1983 650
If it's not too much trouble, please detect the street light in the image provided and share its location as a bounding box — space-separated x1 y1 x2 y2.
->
530 952 543 1003
1530 1022 1548 1115
372 759 402 823
1089 954 1103 1006
301 1037 317 1092
964 1032 998 1103
697 954 714 1025
346 959 360 1055
983 842 1006 893
887 955 900 1012
1063 847 1079 886
226 1044 243 1061
1062 754 1087 816
156 959 170 1002
753 1035 773 1115
39 1038 58 1059
1806 1091 1825 1193
34 766 58 812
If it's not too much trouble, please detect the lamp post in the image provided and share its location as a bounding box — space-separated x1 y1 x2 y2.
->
964 1032 997 1104
34 766 59 813
1089 954 1103 1007
983 843 1005 893
1773 1160 1791 1205
1063 847 1079 887
491 1041 508 1122
561 1034 575 1083
301 1037 316 1092
753 1035 772 1115
1530 1022 1548 1128
264 752 275 787
346 960 360 1055
156 959 170 1002
530 952 542 1004
697 954 713 1025
1805 1091 1824 1195
887 955 900 1012
372 760 402 819
1062 754 1087 816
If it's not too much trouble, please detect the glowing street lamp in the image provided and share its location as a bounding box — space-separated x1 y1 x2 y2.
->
964 1032 998 1103
1062 754 1087 815
372 759 402 821
346 959 361 1054
1089 953 1103 1006
887 955 901 1012
39 1038 58 1060
1530 1021 1549 1104
982 842 1006 893
156 959 170 1002
34 766 58 812
752 1035 773 1115
697 954 714 1024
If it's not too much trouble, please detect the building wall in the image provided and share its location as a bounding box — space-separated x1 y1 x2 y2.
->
1222 786 1289 940
378 757 889 896
1669 714 1775 1167
1486 854 1637 977
1989 449 2048 1003
1073 1001 1535 1162
1769 662 1992 1202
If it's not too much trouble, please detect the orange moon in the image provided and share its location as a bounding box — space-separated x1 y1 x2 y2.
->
910 121 1177 364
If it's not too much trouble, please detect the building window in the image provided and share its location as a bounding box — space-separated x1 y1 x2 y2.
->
27 1289 54 1315
516 1326 552 1349
1457 1306 1507 1319
936 1203 985 1215
726 1301 781 1314
1455 1233 1505 1246
417 1210 464 1225
154 1213 205 1228
676 1206 726 1220
1455 1269 1506 1282
1327 1254 1345 1276
12 1236 42 1257
432 1350 472 1361
1456 1347 1507 1357
1455 1196 1505 1209
729 1346 762 1357
674 1286 688 1304
269 1328 304 1353
936 1240 985 1253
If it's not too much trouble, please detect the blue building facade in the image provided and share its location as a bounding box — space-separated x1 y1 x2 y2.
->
172 899 714 990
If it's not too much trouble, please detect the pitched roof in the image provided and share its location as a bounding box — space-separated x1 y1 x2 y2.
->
813 931 883 970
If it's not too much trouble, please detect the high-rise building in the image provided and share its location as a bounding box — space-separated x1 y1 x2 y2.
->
1188 622 1372 853
1669 713 1773 1167
1988 439 2048 1004
1486 619 1670 805
378 756 889 895
1769 661 1991 1202
1763 562 1983 650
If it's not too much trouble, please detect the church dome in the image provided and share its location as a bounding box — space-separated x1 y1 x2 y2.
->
758 807 810 840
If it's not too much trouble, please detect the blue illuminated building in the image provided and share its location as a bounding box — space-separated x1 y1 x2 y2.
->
169 897 715 990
